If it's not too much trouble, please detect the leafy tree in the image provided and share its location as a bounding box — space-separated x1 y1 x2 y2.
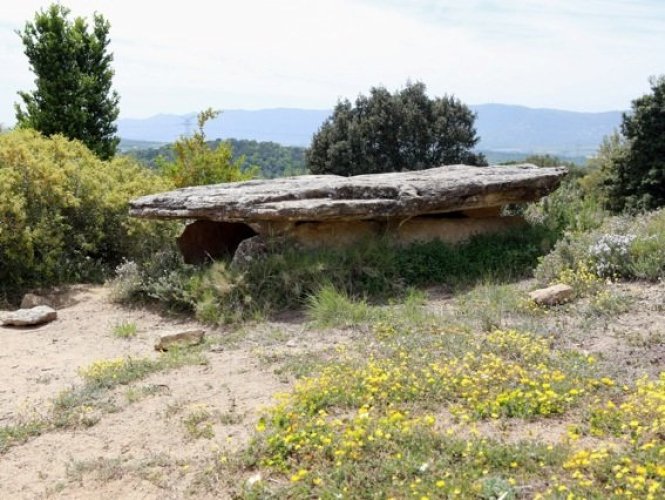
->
605 76 665 212
158 109 257 187
307 82 485 176
15 4 120 159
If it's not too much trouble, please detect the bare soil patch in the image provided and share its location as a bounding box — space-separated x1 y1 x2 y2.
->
0 286 348 499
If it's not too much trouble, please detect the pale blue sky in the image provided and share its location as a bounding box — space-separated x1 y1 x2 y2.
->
1 0 664 124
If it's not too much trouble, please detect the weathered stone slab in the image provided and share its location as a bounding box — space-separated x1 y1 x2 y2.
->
1 306 57 327
283 216 527 249
529 284 574 306
154 329 205 351
129 164 566 224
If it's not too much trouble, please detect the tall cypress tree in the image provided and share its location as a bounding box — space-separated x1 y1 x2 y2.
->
15 4 120 160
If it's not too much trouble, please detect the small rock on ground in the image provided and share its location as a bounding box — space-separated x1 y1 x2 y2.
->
1 306 58 327
154 329 205 351
529 284 574 306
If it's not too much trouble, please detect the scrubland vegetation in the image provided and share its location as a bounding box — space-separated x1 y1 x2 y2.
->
235 323 663 498
3 84 665 495
2 5 664 495
0 129 175 302
97 152 665 498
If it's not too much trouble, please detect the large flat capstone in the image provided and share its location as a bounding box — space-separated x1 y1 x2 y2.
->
130 164 566 262
129 164 566 223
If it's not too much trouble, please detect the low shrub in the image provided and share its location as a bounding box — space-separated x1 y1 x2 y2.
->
524 177 608 235
395 223 556 287
0 129 176 300
110 249 200 312
536 208 665 284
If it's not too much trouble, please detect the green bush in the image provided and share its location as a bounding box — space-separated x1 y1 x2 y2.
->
0 129 176 298
536 208 665 284
603 76 665 212
113 223 555 323
110 249 199 312
524 177 607 235
157 109 256 188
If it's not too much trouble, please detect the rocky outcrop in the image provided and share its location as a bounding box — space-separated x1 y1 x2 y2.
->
20 293 54 309
1 306 57 327
130 164 566 261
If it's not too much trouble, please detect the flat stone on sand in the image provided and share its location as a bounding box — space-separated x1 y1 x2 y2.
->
1 306 58 327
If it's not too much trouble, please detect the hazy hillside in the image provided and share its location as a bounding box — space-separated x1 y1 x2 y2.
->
125 138 307 178
472 104 622 156
118 109 329 147
118 104 623 158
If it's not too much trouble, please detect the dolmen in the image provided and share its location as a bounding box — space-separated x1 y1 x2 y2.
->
129 164 567 265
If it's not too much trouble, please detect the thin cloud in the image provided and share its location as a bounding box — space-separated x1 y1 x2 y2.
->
1 0 661 124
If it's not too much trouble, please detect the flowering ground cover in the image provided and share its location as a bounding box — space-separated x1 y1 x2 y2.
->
227 315 664 498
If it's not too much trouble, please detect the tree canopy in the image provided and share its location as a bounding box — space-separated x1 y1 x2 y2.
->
15 4 120 159
604 76 665 212
307 82 485 176
157 109 257 187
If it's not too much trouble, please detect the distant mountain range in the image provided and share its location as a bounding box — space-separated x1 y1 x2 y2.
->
118 104 624 158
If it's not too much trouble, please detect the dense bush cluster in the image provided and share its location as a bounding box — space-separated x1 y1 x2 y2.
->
157 109 256 188
603 76 665 212
0 129 176 299
524 176 607 235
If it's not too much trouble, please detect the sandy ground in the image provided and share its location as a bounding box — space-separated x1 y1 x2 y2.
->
0 280 662 499
0 286 313 499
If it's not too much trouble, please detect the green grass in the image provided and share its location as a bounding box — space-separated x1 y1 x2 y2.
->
112 320 137 338
115 222 557 324
585 289 632 318
307 285 433 329
454 282 525 331
183 405 216 440
125 384 166 403
306 284 376 327
0 420 47 453
66 457 124 483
